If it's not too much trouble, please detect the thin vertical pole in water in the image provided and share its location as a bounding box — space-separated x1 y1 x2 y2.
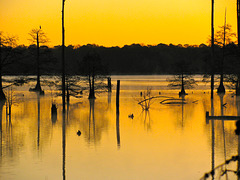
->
62 2 66 179
211 0 215 99
211 98 215 179
116 80 120 114
116 80 120 148
116 110 120 148
62 0 66 114
62 112 66 180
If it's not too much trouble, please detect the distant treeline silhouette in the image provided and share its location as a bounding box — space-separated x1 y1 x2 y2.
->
6 43 239 75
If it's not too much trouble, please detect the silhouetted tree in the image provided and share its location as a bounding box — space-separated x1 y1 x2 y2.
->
0 32 18 100
207 24 237 47
48 76 83 104
167 61 196 96
214 24 237 46
28 27 49 94
79 52 108 99
216 16 229 93
213 24 237 94
65 76 83 103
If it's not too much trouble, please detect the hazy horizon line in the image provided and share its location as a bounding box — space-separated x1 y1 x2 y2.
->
17 42 213 48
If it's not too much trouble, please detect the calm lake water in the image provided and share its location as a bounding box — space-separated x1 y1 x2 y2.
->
0 75 239 180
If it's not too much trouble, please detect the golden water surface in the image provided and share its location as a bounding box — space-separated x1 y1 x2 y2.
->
0 75 239 180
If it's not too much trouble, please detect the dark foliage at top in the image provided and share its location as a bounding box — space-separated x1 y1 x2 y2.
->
2 43 239 75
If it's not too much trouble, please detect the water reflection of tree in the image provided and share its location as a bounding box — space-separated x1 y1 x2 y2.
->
62 110 66 180
173 97 196 129
72 99 109 145
33 95 52 151
116 109 120 148
203 95 238 156
0 101 25 167
212 95 238 156
0 101 4 158
180 97 185 128
88 99 95 142
202 95 240 179
14 94 54 152
108 92 111 109
139 110 152 131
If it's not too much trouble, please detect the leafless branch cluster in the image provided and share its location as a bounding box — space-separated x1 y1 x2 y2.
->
167 74 196 89
137 88 154 111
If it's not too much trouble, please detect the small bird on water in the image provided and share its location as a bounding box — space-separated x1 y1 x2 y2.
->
77 130 81 136
128 114 134 119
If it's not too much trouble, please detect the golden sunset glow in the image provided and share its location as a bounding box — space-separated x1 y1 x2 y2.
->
0 0 237 46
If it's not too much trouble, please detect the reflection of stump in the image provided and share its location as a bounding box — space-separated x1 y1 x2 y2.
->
217 82 225 94
179 84 188 97
29 87 44 95
29 82 44 95
51 104 57 124
108 77 112 92
179 90 187 97
67 91 70 104
88 89 96 99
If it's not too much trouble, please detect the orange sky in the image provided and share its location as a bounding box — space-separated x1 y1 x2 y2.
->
0 0 237 47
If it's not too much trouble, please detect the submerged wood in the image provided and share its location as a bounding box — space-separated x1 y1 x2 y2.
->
206 111 240 120
160 98 187 105
138 95 171 105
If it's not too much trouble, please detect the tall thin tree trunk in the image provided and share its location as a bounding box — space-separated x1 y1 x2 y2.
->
88 76 92 99
181 73 185 93
92 76 95 98
88 77 95 99
35 32 42 92
211 0 215 99
62 0 66 113
237 0 240 96
217 10 226 94
179 73 186 96
61 2 66 178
